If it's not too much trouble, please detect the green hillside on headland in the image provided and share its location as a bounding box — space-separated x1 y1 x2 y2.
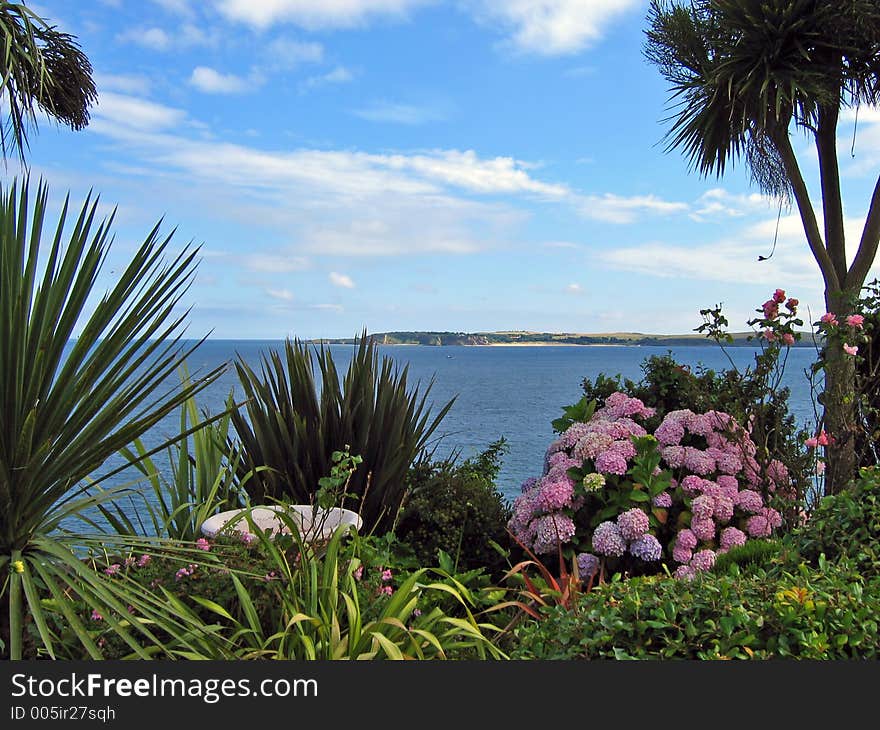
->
310 330 815 347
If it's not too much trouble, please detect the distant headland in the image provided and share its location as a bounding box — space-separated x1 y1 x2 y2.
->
308 330 815 347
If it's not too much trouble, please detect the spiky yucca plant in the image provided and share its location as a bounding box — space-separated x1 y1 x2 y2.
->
0 178 224 659
232 335 455 534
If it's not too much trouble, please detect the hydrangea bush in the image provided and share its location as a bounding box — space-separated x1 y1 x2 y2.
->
509 392 792 580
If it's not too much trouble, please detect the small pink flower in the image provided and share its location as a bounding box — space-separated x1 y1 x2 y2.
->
782 333 795 346
846 314 865 328
381 569 393 582
91 609 103 621
124 556 136 567
412 608 422 617
379 585 394 596
804 437 818 449
820 312 839 326
786 297 799 312
843 343 858 356
353 565 364 580
816 460 826 475
772 288 786 304
175 568 189 580
104 564 120 576
817 431 831 446
240 532 257 545
137 554 151 568
762 329 777 342
195 538 211 551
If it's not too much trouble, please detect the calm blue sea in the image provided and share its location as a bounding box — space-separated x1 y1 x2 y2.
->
120 341 820 503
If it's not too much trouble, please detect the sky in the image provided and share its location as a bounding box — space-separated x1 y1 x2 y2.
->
16 0 880 339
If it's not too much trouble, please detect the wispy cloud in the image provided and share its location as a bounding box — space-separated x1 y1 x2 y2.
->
92 92 187 132
265 38 325 69
577 193 689 224
566 283 583 294
266 288 295 301
329 272 356 288
243 254 311 272
117 27 172 51
311 303 344 312
468 0 643 55
302 66 356 91
94 72 153 96
353 100 448 125
190 66 251 94
689 188 777 222
214 0 430 30
117 23 217 51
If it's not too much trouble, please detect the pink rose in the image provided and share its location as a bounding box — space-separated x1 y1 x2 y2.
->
786 297 799 312
816 461 826 475
846 314 865 328
804 437 818 449
843 343 858 356
773 288 786 304
782 333 795 346
762 329 777 342
817 431 831 446
762 300 779 319
820 312 839 326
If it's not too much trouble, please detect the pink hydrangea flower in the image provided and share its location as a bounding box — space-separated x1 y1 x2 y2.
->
735 490 764 514
690 517 716 542
690 549 716 572
719 527 747 552
676 529 697 552
672 544 693 564
745 515 772 538
617 508 649 541
594 450 628 475
674 565 696 580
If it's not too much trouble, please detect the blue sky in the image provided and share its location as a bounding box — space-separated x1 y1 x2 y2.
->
19 0 880 339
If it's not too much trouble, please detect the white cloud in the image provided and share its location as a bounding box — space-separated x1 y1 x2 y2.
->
566 283 583 294
690 188 777 222
244 254 311 272
266 38 325 68
151 0 194 15
190 66 250 94
302 66 356 90
353 100 447 125
118 27 172 51
93 73 152 96
92 92 186 132
577 193 689 223
469 0 643 55
329 272 355 288
214 0 430 30
266 288 294 301
311 303 344 312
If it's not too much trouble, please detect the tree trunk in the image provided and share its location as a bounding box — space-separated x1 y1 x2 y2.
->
822 294 857 495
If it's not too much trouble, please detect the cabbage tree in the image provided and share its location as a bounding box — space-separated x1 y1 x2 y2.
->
645 0 880 492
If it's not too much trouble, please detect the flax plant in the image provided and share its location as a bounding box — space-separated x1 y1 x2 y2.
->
0 179 224 659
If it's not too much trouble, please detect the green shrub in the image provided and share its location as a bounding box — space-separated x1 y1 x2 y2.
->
231 334 455 534
790 466 880 576
509 562 880 659
395 439 512 577
713 538 783 574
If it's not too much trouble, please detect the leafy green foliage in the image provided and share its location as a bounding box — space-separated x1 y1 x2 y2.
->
0 179 223 659
395 439 512 577
713 538 783 574
231 335 455 534
509 562 880 659
791 466 880 577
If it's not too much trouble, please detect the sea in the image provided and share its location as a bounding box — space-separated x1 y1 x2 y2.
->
114 341 821 505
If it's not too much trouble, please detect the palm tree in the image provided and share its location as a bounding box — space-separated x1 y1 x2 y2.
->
0 179 225 659
645 0 880 493
0 1 97 162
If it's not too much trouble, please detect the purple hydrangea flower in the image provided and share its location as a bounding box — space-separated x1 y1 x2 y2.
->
716 475 740 499
761 507 783 530
652 491 672 508
680 475 707 495
683 447 715 475
745 514 772 538
676 528 697 552
532 513 577 554
576 552 600 580
712 495 735 523
690 549 716 572
672 544 693 564
735 490 764 514
691 495 715 520
690 517 716 542
674 565 696 580
594 450 628 475
661 445 686 468
617 507 649 540
592 521 627 557
719 527 747 552
629 534 662 561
